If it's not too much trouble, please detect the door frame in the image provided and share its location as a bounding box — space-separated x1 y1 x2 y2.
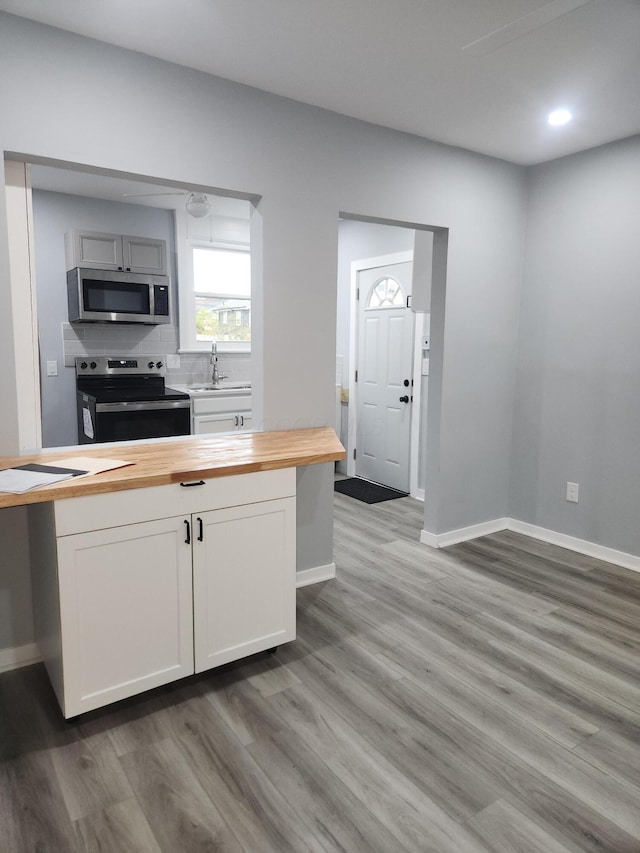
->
347 250 424 499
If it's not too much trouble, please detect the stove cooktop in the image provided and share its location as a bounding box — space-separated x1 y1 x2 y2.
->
79 385 190 404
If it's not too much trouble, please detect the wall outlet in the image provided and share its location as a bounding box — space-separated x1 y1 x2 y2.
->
166 354 180 369
566 482 579 503
46 360 58 377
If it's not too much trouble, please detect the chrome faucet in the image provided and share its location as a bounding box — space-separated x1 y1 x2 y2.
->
210 341 226 386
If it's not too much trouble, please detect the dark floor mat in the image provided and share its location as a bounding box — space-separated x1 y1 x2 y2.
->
334 477 408 504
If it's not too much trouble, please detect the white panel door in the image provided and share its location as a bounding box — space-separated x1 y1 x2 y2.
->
192 498 296 673
56 516 194 717
356 261 414 492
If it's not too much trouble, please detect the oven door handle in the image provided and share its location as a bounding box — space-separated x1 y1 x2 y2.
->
95 400 190 413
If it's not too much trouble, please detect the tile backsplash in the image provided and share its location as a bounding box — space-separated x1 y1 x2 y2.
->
62 321 178 365
62 322 251 385
166 351 251 387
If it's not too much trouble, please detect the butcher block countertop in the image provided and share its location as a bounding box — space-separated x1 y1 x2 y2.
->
0 427 345 509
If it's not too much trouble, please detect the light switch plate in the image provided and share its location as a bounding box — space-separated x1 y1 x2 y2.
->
46 360 58 376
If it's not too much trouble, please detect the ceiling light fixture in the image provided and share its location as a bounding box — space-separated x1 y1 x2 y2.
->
185 193 211 218
548 108 572 127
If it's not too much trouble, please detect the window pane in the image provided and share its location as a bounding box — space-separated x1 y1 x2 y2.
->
193 247 250 297
195 296 251 342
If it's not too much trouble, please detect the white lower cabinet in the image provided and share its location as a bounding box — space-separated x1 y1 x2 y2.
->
193 498 295 672
193 411 251 434
191 393 252 435
56 517 195 717
29 469 296 718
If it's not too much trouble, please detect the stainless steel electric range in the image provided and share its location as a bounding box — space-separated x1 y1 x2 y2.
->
75 356 190 445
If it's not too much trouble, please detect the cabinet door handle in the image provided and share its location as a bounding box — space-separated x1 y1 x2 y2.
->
234 414 239 427
180 480 205 487
240 415 244 427
184 519 191 544
197 517 203 541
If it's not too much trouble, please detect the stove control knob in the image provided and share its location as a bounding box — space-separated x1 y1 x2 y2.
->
90 361 97 369
80 361 87 370
156 361 163 369
148 361 155 369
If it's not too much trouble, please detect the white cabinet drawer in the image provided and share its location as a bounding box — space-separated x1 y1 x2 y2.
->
193 394 251 416
54 467 296 535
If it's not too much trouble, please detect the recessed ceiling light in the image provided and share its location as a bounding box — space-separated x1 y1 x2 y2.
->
548 108 572 126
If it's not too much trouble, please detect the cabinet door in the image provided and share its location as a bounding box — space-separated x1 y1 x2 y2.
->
122 235 167 274
56 516 194 717
69 230 124 270
237 411 253 431
192 498 296 672
193 412 240 434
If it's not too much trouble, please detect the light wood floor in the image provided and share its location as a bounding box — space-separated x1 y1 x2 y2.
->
2 491 640 852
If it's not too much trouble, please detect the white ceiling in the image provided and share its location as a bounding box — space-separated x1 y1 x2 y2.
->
2 0 639 165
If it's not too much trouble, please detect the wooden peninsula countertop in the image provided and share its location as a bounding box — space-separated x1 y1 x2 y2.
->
0 427 345 509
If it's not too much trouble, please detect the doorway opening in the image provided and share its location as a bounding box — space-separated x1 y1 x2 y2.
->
4 156 260 451
335 214 446 503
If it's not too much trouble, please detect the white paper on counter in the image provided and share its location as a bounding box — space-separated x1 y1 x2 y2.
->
0 468 75 493
53 457 134 478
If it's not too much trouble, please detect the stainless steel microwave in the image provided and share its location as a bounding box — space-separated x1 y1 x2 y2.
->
67 267 171 324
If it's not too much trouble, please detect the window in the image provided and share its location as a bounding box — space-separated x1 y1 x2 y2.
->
193 246 251 343
367 276 405 309
175 200 252 353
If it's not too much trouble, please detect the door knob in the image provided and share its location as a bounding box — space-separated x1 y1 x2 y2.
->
399 395 409 403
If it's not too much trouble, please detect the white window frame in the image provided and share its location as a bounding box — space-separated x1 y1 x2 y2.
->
175 207 251 353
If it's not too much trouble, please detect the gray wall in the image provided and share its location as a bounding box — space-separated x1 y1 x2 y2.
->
32 190 177 448
510 135 640 556
0 13 525 654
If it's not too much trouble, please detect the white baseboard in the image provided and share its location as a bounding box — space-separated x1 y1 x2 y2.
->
421 516 640 575
507 519 640 574
412 488 425 502
296 562 336 588
0 641 41 673
421 518 509 549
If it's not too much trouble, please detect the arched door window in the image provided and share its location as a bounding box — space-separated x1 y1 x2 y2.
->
367 276 405 309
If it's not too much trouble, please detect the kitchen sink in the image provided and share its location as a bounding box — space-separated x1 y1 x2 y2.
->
189 384 251 392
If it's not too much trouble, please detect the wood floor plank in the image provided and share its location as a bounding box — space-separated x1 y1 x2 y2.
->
118 736 244 852
476 603 640 683
383 676 640 853
573 727 640 791
285 643 502 823
389 655 640 841
73 797 163 853
359 612 599 748
270 682 498 852
246 724 421 853
0 751 80 853
49 729 134 822
473 610 640 713
466 798 578 853
165 689 329 853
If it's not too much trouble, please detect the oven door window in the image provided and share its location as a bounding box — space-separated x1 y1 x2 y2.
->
83 279 151 315
95 407 190 442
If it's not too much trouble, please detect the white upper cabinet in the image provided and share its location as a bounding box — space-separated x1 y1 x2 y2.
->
65 229 167 275
65 230 123 271
122 235 167 275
